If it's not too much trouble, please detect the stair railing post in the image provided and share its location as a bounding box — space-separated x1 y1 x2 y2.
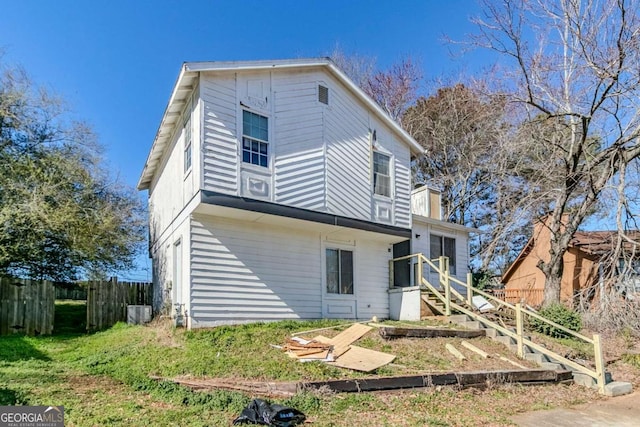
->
593 334 606 394
389 259 394 289
466 272 473 307
441 256 451 316
515 303 524 358
417 255 424 288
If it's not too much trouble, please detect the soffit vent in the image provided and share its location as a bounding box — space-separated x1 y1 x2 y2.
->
318 85 329 105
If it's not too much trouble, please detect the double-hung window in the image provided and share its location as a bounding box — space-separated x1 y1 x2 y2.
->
242 110 268 167
430 234 457 275
373 151 391 197
326 248 354 295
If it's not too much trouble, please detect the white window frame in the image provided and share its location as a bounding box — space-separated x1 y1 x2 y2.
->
242 109 269 168
372 150 392 198
324 247 355 295
183 115 192 174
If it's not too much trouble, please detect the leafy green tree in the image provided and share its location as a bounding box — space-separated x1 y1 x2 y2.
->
0 62 145 281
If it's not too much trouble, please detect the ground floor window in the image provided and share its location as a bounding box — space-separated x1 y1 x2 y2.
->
326 248 354 294
430 234 456 275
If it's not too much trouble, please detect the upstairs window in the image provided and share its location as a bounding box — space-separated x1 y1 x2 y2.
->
373 151 391 197
183 116 192 173
242 110 268 167
326 248 354 295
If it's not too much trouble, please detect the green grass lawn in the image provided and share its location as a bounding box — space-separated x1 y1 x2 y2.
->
0 301 599 426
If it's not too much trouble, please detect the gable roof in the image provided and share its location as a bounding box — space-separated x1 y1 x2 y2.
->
137 57 425 190
571 230 640 256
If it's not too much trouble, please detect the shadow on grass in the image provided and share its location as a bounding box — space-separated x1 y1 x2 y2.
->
0 388 27 405
53 300 87 336
0 335 50 362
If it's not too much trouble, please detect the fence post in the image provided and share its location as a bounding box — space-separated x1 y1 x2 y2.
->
466 272 473 307
441 256 451 316
515 303 524 358
593 334 606 394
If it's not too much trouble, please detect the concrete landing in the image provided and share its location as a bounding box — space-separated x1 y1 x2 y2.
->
511 391 640 426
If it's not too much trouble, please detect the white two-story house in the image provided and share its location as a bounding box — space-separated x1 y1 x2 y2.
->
138 58 471 328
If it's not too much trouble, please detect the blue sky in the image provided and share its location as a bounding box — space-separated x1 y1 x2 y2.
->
0 0 489 280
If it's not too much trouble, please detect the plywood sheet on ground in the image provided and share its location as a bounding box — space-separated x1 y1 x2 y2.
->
312 323 372 357
327 345 396 372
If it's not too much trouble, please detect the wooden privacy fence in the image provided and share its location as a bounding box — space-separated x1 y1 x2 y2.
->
0 277 55 336
492 288 544 307
87 279 152 331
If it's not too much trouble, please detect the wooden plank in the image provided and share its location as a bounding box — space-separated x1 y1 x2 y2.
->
461 341 490 358
499 356 526 369
302 375 429 392
313 323 372 357
446 344 466 361
159 376 298 398
300 369 570 393
297 350 330 360
379 327 485 339
327 345 395 372
291 321 362 337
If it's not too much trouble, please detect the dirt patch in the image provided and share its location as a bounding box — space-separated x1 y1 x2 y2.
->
65 374 176 410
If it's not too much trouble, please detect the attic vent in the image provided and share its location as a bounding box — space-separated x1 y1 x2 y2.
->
318 85 329 105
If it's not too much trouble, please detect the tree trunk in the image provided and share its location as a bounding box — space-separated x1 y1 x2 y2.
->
542 268 562 306
540 237 566 306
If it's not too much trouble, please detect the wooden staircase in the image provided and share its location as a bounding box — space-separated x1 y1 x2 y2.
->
392 252 633 397
421 293 445 316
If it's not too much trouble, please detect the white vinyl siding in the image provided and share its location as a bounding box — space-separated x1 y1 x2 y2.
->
201 74 238 194
189 215 323 324
356 240 391 319
273 73 326 210
324 76 371 221
198 69 413 228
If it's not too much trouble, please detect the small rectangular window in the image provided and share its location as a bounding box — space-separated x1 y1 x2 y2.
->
318 85 329 105
326 248 354 295
183 116 192 173
373 151 391 197
242 110 268 167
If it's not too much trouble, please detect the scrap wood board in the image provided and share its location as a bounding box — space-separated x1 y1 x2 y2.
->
313 323 373 357
154 376 297 397
327 345 396 372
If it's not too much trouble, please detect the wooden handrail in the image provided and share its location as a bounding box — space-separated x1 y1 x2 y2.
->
390 252 606 393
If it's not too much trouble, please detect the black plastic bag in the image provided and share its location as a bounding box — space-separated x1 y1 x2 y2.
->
232 398 306 426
